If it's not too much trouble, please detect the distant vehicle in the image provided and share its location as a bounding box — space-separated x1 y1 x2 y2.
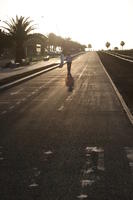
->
43 55 50 61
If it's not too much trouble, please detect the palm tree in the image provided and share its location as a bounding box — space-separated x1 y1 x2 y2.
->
3 16 35 62
120 41 125 50
105 42 110 50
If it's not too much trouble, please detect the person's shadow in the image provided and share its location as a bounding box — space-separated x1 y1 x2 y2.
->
65 74 74 92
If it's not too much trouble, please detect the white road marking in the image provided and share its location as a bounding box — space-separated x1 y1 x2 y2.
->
27 94 32 98
9 105 15 110
79 146 105 199
98 150 105 171
44 150 53 155
10 88 23 95
125 147 133 172
22 98 26 101
85 147 104 170
65 90 76 103
66 96 73 101
29 182 39 188
1 110 7 114
78 65 87 80
58 105 64 111
81 179 95 187
16 101 21 105
77 194 88 199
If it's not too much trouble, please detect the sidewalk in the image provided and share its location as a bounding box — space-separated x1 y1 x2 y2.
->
0 57 60 82
0 52 85 85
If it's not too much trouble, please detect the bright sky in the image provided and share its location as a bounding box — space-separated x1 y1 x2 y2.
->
0 0 133 49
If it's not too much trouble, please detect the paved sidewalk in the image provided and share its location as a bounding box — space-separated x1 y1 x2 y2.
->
0 52 85 82
0 57 60 81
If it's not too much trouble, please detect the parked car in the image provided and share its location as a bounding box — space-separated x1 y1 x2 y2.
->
43 55 50 61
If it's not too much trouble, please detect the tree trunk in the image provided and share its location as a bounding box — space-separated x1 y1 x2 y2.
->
15 43 25 63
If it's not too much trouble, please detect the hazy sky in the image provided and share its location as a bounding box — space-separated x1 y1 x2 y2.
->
0 0 133 49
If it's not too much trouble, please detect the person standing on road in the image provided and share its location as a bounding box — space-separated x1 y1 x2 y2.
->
66 53 72 75
60 52 64 67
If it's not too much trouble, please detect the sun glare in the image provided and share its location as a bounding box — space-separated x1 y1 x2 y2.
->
0 0 133 49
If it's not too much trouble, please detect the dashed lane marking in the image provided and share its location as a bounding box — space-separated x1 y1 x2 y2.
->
1 110 7 115
22 98 26 101
9 105 15 110
125 147 133 173
28 182 39 188
77 194 88 199
10 88 24 95
16 101 21 105
44 150 53 155
27 94 32 98
58 105 64 111
65 90 76 102
77 147 105 199
78 65 87 80
66 96 73 102
1 86 47 116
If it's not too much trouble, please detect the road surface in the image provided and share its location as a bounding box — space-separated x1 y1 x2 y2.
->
0 52 133 200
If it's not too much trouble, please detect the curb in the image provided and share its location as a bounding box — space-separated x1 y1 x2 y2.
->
0 52 85 90
0 63 59 86
0 63 59 90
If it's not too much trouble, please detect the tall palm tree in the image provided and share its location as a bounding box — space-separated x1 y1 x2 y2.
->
105 42 110 50
120 41 125 50
3 16 35 62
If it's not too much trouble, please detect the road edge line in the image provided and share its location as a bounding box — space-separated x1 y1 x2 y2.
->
104 51 133 63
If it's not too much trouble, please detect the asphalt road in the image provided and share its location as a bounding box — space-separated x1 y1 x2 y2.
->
0 52 133 200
